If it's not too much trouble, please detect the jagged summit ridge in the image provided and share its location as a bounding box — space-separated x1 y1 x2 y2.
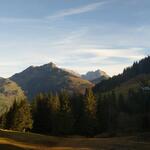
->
82 69 109 83
10 62 93 100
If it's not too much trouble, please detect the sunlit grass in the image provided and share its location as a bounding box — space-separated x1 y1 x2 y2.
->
0 129 150 150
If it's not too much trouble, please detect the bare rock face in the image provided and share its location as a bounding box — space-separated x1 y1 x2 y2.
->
82 70 109 84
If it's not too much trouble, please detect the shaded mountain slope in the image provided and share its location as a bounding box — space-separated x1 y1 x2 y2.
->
94 56 150 93
10 63 93 100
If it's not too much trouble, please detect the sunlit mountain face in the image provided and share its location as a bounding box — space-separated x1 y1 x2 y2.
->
10 62 93 100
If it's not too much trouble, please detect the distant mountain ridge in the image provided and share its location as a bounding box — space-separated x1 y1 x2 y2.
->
10 62 93 100
82 69 109 84
63 68 81 77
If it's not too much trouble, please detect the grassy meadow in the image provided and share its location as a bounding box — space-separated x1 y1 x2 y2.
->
0 130 150 150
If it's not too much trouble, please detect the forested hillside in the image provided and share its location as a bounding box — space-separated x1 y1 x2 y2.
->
94 56 150 93
0 78 25 116
0 56 150 137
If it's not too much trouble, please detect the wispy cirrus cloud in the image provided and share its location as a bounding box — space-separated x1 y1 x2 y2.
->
0 1 105 23
46 1 107 20
75 48 145 60
0 1 110 23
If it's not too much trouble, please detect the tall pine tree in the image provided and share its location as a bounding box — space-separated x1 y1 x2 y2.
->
82 88 97 136
58 90 74 135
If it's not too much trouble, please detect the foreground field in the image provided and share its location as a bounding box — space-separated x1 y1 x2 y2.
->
0 130 150 150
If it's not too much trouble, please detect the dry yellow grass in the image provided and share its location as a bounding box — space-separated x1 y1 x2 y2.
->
0 129 150 150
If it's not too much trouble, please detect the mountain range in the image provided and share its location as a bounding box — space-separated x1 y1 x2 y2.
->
0 62 109 115
9 63 89 100
10 62 109 100
1 56 150 117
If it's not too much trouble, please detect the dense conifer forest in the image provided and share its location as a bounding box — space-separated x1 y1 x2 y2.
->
0 56 150 136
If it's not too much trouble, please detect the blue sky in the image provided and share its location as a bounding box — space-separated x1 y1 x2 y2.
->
0 0 149 77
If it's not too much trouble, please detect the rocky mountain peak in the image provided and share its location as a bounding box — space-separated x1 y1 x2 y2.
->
81 69 109 84
41 62 57 69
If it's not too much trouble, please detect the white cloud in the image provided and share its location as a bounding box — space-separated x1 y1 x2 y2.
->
46 1 106 20
56 46 146 75
75 48 145 60
0 19 148 77
0 46 146 77
0 1 107 23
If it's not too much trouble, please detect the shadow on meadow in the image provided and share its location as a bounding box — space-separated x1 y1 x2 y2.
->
0 144 29 150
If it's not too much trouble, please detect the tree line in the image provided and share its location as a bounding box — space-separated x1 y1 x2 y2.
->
94 56 150 92
0 88 150 136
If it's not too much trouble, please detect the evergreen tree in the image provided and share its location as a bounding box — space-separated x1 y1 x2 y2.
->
58 90 74 135
11 100 33 131
5 100 18 130
51 94 61 135
96 94 110 133
5 99 32 131
82 88 97 136
0 113 7 129
32 93 52 133
107 91 117 133
118 93 126 112
96 94 104 133
71 93 84 134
